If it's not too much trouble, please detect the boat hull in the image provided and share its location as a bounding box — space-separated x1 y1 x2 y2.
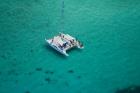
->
45 39 69 56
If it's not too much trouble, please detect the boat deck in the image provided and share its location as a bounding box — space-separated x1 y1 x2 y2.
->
46 33 84 56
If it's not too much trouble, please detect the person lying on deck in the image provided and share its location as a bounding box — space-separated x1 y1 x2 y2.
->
63 42 68 48
69 39 75 45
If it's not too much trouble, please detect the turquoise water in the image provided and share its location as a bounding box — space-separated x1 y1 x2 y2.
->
0 0 140 93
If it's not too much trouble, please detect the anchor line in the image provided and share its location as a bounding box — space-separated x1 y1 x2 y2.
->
60 0 65 32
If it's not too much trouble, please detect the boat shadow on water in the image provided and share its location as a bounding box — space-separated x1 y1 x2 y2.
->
43 44 83 58
66 46 83 54
43 44 68 59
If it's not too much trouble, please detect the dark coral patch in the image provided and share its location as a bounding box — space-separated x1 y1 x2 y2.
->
45 70 54 74
68 70 74 73
11 62 17 66
64 81 69 87
13 58 17 61
40 83 44 86
35 67 42 71
15 80 18 84
50 71 54 74
1 55 6 59
116 85 140 93
30 49 34 53
7 69 19 76
45 71 49 74
77 76 81 79
28 72 34 75
45 77 51 83
25 91 30 93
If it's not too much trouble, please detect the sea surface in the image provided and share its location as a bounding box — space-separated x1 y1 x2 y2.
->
0 0 140 93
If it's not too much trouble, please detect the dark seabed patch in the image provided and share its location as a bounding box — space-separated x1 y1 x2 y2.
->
45 77 51 83
28 72 34 75
116 85 140 93
7 69 19 76
13 58 17 61
30 49 34 53
11 62 17 67
15 80 18 84
45 70 54 74
68 70 74 73
35 67 42 71
77 76 81 79
40 83 44 86
64 81 69 87
1 55 6 59
25 90 31 93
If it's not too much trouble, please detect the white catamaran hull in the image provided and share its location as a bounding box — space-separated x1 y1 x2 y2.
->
45 39 69 56
45 33 83 56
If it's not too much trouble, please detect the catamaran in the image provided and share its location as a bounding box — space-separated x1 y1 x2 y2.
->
45 32 84 56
